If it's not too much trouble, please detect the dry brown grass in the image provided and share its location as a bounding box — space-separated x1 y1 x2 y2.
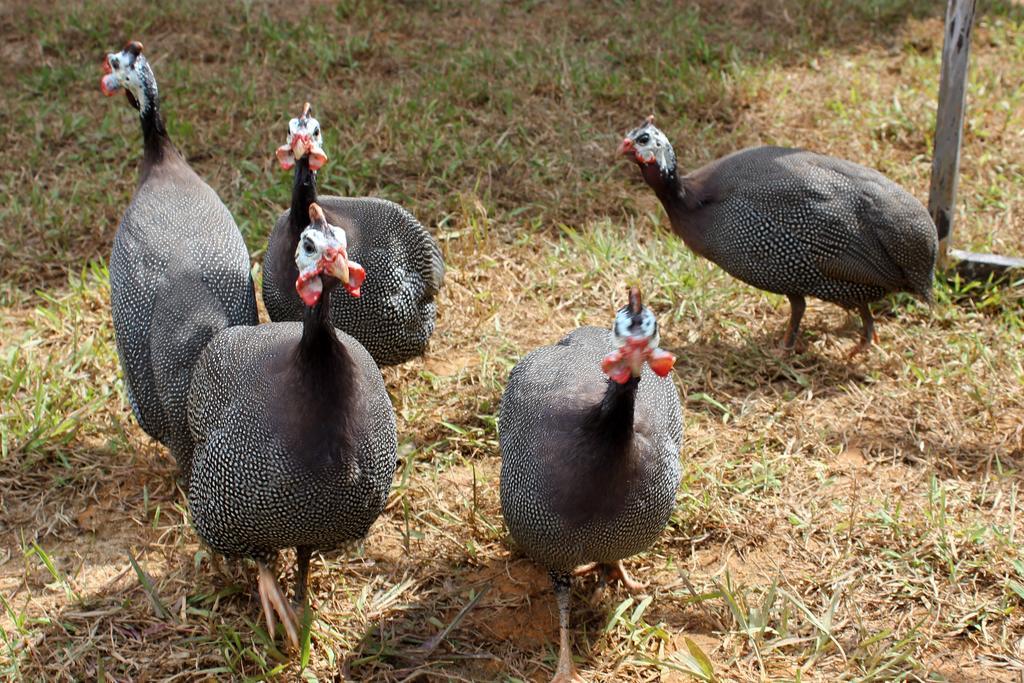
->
1 1 1023 681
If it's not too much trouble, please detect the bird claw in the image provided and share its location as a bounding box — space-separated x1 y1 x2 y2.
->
572 562 600 577
846 332 878 360
572 561 647 599
603 561 647 593
258 563 300 651
776 334 807 355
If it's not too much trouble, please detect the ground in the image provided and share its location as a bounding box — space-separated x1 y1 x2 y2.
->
1 1 1023 681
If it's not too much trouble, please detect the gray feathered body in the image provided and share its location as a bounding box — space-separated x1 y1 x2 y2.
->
109 157 258 475
675 147 937 306
186 322 397 561
262 196 444 366
499 327 683 572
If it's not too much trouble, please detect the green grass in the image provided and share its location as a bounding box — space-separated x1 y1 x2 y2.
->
2 0 1023 681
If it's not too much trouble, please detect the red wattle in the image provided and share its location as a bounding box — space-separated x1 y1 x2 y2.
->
100 74 117 96
295 271 323 306
601 349 634 383
276 144 295 170
648 348 676 377
308 149 328 171
601 349 624 374
345 261 366 297
609 367 632 384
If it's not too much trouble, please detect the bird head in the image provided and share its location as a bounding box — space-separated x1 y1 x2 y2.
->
618 116 676 176
294 203 365 306
100 41 153 112
277 102 328 171
601 285 676 384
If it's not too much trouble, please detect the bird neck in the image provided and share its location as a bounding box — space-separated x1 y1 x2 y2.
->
641 162 687 211
547 374 641 526
642 163 709 255
289 157 318 237
297 288 344 368
292 287 359 463
138 74 173 168
584 376 640 450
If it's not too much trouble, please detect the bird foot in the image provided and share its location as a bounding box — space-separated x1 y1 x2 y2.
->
776 335 807 355
552 637 587 683
846 331 879 360
603 560 647 593
572 562 601 578
572 561 647 601
258 562 300 651
550 665 587 683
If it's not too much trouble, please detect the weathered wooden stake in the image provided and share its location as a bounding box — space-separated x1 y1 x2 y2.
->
929 0 975 267
929 0 1024 281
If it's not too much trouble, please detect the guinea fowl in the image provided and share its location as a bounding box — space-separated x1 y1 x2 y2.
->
619 117 938 355
262 103 444 366
187 203 397 650
100 41 257 478
499 287 683 683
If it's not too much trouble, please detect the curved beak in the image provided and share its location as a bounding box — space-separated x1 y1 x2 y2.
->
322 245 365 296
617 137 635 157
322 246 350 285
291 135 309 162
601 336 674 382
281 133 328 171
624 336 649 376
308 203 362 296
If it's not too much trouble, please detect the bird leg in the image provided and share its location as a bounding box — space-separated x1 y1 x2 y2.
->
258 560 300 651
550 571 586 683
294 546 313 609
779 294 807 353
847 302 879 358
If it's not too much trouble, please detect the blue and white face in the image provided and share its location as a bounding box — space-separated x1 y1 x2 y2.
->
295 219 349 307
612 288 659 350
294 203 365 305
602 286 669 383
603 286 676 382
100 41 153 112
295 223 348 277
277 103 328 171
618 118 676 175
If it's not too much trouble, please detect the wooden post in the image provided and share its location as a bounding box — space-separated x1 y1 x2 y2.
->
928 0 1024 282
929 0 975 268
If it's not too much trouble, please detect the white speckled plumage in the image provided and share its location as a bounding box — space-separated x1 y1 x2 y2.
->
499 325 683 571
265 196 444 365
498 294 683 681
622 119 937 349
104 43 257 477
262 109 444 366
186 321 397 561
186 214 398 648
